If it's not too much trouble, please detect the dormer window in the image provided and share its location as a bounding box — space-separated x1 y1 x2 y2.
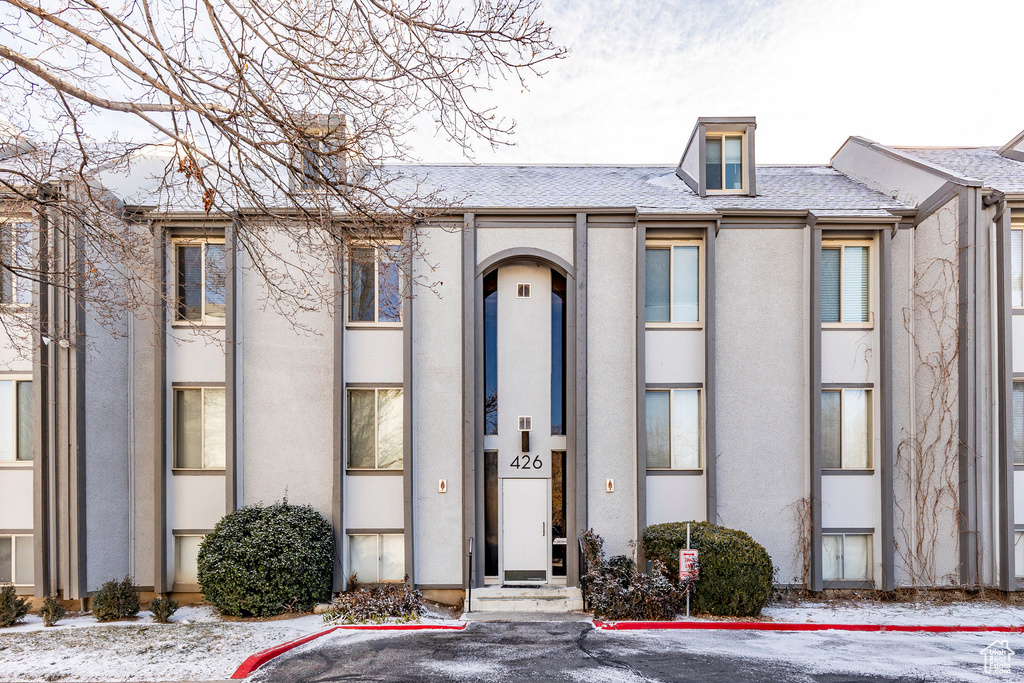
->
705 134 744 192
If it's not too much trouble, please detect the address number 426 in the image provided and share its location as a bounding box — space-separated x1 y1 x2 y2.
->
510 455 543 470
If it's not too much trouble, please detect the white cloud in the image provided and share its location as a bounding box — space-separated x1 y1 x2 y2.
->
409 0 1024 164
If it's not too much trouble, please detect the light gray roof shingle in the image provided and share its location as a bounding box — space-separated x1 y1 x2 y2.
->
388 163 912 215
895 147 1024 195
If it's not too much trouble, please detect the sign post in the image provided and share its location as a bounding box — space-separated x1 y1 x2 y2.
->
679 523 699 619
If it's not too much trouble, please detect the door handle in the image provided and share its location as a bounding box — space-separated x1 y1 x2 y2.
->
542 522 546 537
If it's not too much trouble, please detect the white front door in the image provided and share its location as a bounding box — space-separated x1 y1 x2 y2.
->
502 478 548 583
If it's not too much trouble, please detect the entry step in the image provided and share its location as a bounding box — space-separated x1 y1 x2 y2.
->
465 586 584 613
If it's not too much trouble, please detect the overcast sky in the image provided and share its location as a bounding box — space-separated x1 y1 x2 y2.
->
410 0 1024 166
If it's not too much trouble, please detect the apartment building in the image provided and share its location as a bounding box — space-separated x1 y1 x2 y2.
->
2 117 1022 604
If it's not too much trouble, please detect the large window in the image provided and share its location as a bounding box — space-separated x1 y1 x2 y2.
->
822 243 870 324
0 534 33 585
822 388 871 469
1015 382 1024 464
0 379 32 463
174 534 204 585
822 533 872 582
1012 225 1023 308
349 534 404 583
0 220 34 305
349 245 402 324
174 241 226 324
705 134 744 192
645 243 700 324
173 387 226 470
348 388 403 469
645 388 701 470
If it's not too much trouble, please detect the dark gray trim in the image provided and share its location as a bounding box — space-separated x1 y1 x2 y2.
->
565 214 583 588
746 123 757 197
698 130 707 196
403 230 415 585
914 181 959 226
996 205 1016 590
462 214 476 590
0 528 34 534
346 468 403 476
345 382 403 389
153 229 168 595
346 528 405 535
635 221 647 569
225 218 238 515
574 214 588 575
70 223 87 599
810 226 823 592
957 186 979 586
822 528 875 534
170 469 226 476
170 381 225 388
821 469 876 476
821 383 874 389
171 528 215 535
472 236 486 589
332 250 344 592
705 225 717 524
476 247 574 279
0 464 33 471
878 227 895 591
32 205 51 598
645 383 703 390
823 580 875 590
646 469 704 476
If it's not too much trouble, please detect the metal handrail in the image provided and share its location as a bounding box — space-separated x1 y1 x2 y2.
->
467 537 474 614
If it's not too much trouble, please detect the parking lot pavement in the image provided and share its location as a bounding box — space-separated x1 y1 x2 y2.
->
251 620 1011 682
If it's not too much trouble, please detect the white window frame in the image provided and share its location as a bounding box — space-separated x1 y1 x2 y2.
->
0 376 32 466
645 387 704 471
645 239 704 329
347 243 403 327
171 238 226 327
822 532 873 582
0 218 34 307
0 533 34 586
173 533 206 586
821 387 873 470
348 533 404 584
704 132 746 194
821 239 874 328
172 386 226 471
347 387 403 470
294 129 344 192
1011 222 1024 309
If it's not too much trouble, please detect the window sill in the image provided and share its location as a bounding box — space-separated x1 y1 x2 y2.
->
822 580 874 589
821 468 875 476
645 323 703 331
170 321 226 329
345 323 403 330
0 462 34 469
821 323 874 331
1013 308 1024 315
646 468 703 476
171 468 226 475
346 468 403 476
705 189 746 195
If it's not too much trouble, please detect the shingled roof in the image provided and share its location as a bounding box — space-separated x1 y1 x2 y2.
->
895 147 1024 195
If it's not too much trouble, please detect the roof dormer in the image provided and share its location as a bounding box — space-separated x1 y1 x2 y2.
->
676 117 757 197
998 128 1024 162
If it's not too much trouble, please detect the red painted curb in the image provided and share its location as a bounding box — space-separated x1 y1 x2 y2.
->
593 620 1024 633
230 622 466 679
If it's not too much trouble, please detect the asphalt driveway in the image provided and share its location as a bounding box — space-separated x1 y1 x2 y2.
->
249 621 1015 682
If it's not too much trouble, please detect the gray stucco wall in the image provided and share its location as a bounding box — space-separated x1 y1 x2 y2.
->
412 226 465 585
238 235 334 521
585 227 637 557
715 228 807 584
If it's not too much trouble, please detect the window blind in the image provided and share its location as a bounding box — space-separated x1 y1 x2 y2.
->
842 246 869 323
1013 230 1023 308
176 245 203 320
1014 382 1024 464
821 248 840 323
672 246 699 323
645 248 670 322
705 137 723 190
821 391 841 468
645 391 671 468
174 390 204 469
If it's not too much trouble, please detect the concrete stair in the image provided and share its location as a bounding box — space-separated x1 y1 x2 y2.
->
465 586 584 613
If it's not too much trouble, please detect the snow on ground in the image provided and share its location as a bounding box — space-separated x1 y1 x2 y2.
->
761 599 1024 627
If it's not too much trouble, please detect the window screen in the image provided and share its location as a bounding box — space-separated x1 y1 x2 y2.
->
821 248 840 323
843 247 869 323
645 391 670 469
1013 230 1023 308
672 246 699 323
645 248 670 322
705 137 722 190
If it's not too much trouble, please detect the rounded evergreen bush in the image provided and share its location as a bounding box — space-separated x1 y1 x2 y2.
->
198 500 334 617
642 521 774 617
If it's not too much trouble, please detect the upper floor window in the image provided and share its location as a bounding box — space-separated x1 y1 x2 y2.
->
645 388 701 470
174 240 226 325
0 379 32 463
1012 225 1023 307
173 386 226 470
706 134 744 192
822 242 870 325
645 242 700 325
822 388 871 469
0 220 34 305
295 128 345 192
349 245 401 324
348 387 403 469
1013 381 1024 464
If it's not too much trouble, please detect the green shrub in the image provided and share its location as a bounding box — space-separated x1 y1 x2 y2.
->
39 594 66 627
579 530 690 621
198 500 334 617
321 582 422 624
149 597 179 624
642 521 774 617
91 576 141 622
0 584 31 627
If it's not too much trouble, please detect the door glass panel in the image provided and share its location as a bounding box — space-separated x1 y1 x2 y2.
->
551 451 566 577
484 451 498 576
